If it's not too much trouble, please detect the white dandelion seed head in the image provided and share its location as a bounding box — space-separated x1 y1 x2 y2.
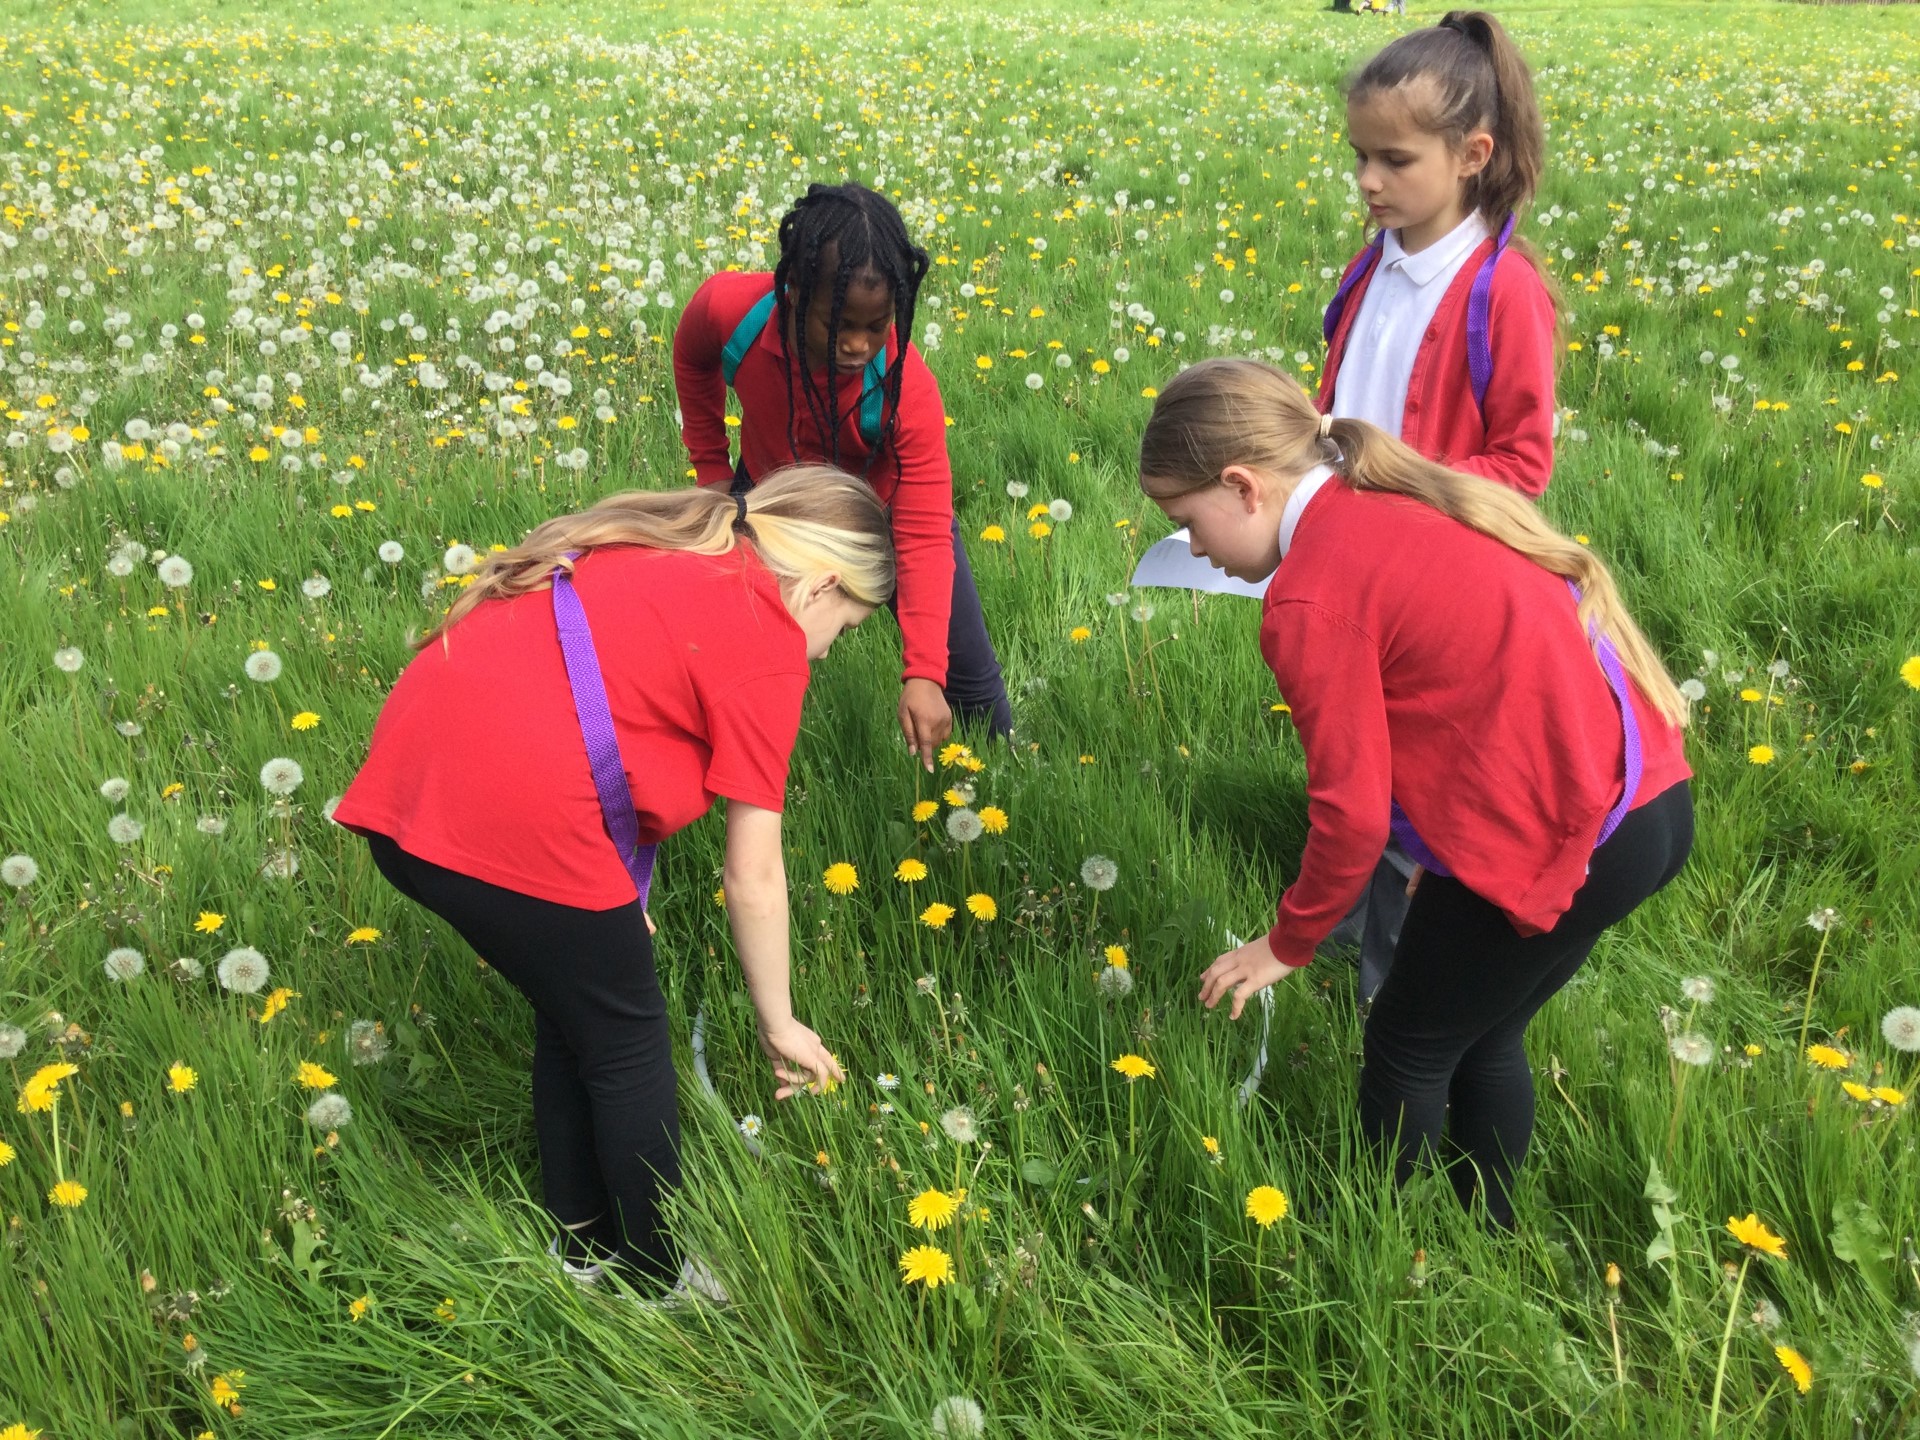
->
301 575 332 599
946 808 986 844
1880 1006 1920 1054
1024 372 1044 390
1096 964 1134 999
915 974 938 996
1679 678 1706 702
1668 1033 1714 1067
217 946 270 994
346 1019 392 1066
1767 658 1790 679
1806 908 1839 932
1130 602 1155 623
1106 592 1129 608
260 848 300 880
157 555 194 588
940 1106 978 1144
1005 481 1029 499
0 1024 28 1059
323 796 342 824
244 650 284 683
738 1113 764 1139
53 647 85 673
931 1396 987 1440
124 418 152 442
1080 855 1119 892
1749 1298 1781 1331
170 956 204 982
259 757 304 796
442 543 478 576
107 554 135 578
378 541 405 564
107 813 144 845
1681 976 1715 1005
1 854 39 888
99 777 131 803
1048 498 1073 522
103 947 145 981
306 1092 353 1130
196 815 228 836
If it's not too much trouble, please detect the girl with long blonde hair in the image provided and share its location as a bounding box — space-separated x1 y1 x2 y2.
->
335 466 891 1296
1139 359 1693 1228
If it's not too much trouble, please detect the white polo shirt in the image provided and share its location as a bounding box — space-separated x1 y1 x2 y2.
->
1329 211 1490 438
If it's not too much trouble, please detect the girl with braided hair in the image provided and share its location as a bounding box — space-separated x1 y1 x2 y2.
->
674 182 1013 768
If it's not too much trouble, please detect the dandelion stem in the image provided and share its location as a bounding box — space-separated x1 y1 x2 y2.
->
1795 928 1832 1059
1666 1064 1690 1161
1707 1254 1750 1435
50 1093 64 1185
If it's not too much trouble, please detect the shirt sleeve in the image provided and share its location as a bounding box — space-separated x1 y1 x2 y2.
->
884 349 958 687
1449 259 1557 499
672 276 738 489
700 666 809 813
1261 599 1395 967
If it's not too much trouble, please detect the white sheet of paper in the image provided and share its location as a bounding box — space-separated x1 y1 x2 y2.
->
1130 529 1271 600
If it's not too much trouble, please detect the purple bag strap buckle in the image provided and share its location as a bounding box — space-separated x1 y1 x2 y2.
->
551 555 656 909
1466 213 1517 413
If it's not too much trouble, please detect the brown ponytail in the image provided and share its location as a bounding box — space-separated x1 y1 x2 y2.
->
1138 359 1688 728
1347 10 1544 236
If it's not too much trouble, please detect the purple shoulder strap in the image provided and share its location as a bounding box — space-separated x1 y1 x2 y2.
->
1322 236 1385 348
551 557 656 908
1388 578 1642 880
1465 213 1517 413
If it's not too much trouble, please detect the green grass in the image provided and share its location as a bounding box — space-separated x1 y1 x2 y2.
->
1 0 1918 1435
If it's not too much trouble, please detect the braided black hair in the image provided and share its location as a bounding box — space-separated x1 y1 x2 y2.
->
772 183 930 484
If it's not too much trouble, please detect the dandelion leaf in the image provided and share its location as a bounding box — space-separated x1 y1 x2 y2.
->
1643 1159 1678 1265
1018 1157 1059 1186
1828 1200 1894 1302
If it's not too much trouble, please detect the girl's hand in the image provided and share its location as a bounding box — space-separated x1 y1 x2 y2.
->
1198 937 1306 1020
898 678 953 772
756 1015 846 1101
644 910 657 936
1404 865 1424 899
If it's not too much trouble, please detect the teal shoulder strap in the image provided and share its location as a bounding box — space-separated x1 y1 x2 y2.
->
722 284 891 450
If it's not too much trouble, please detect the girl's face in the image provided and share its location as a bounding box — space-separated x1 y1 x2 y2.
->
1150 466 1287 584
1346 85 1492 253
791 259 895 376
788 576 875 661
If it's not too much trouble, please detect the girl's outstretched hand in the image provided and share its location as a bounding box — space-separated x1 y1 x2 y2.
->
898 677 953 772
1199 937 1306 1020
757 1015 846 1101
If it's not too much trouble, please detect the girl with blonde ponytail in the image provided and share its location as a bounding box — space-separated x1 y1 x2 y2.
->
1139 359 1693 1229
334 466 891 1295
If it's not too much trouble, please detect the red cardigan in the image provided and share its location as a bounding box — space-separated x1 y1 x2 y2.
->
1318 237 1558 498
1260 481 1690 967
673 271 956 687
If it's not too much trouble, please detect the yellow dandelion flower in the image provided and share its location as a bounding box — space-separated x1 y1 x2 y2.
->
290 711 320 731
258 987 299 1024
295 1061 339 1090
895 858 929 883
1775 1345 1812 1395
1028 520 1052 540
920 902 957 929
248 446 270 463
1901 656 1920 690
939 742 972 767
345 926 382 945
210 1372 245 1406
48 1179 88 1208
1104 945 1129 969
1806 1044 1850 1070
434 1298 457 1322
908 1188 960 1230
0 1425 39 1440
1744 1043 1764 1057
979 524 1006 543
167 1063 198 1094
912 800 940 823
979 806 1008 835
1069 625 1091 643
17 1063 78 1114
1245 1186 1289 1227
1202 1135 1221 1157
822 862 859 895
1726 1213 1788 1259
0 1140 15 1167
1748 744 1775 765
899 1244 955 1287
966 893 997 921
349 1294 372 1322
194 911 225 934
1739 688 1763 703
1111 1053 1155 1081
1841 1080 1874 1102
1871 1086 1905 1105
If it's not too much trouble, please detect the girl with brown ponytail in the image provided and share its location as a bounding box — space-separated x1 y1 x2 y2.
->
1139 359 1692 1229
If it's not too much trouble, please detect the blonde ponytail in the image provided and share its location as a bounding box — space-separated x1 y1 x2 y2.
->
421 464 895 648
1138 358 1688 728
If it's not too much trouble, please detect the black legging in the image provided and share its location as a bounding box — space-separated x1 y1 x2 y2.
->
365 833 680 1280
1359 780 1694 1227
732 459 1013 735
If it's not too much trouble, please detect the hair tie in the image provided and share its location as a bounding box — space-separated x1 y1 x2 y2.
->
734 491 750 527
1318 412 1334 440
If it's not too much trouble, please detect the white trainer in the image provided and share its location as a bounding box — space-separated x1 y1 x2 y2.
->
547 1236 605 1287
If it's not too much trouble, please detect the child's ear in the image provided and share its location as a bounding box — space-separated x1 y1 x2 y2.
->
1219 464 1263 512
1459 130 1495 178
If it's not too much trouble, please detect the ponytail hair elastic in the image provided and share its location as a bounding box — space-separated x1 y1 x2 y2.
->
734 490 750 528
1318 411 1334 439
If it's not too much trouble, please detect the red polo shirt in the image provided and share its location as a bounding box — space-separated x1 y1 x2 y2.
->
1260 481 1690 966
673 270 957 687
1318 238 1558 498
334 545 810 910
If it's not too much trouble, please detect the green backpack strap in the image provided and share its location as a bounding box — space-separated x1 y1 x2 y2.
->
719 285 890 450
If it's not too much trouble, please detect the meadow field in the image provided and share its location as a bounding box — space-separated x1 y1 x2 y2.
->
1 0 1918 1433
